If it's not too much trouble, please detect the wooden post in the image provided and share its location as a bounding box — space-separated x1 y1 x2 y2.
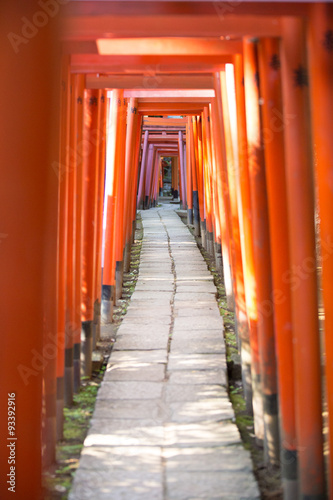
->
213 73 235 311
114 95 127 303
257 38 298 495
202 107 214 256
308 5 333 495
186 119 193 224
220 66 253 416
0 1 59 495
281 16 326 498
94 89 107 343
56 56 70 438
243 38 279 459
64 74 76 407
124 99 139 272
81 89 99 377
137 130 149 209
190 118 200 236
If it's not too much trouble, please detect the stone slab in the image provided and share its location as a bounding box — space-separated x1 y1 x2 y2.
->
168 353 226 372
168 369 227 387
70 468 163 500
130 291 173 300
93 399 169 420
85 419 165 447
170 338 225 355
174 316 223 330
97 381 164 400
166 471 260 500
168 399 234 423
165 384 228 403
163 445 255 472
117 324 170 336
105 363 165 382
174 292 216 301
108 350 167 365
165 421 241 447
173 306 220 318
114 335 169 351
78 445 162 470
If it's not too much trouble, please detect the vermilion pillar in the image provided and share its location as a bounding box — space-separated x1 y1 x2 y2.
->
0 1 59 497
233 54 258 417
145 144 154 207
213 73 235 311
195 117 206 247
171 155 179 202
244 39 279 452
81 89 99 377
281 17 326 498
190 117 200 236
93 89 107 344
114 96 127 302
178 131 186 210
209 104 223 274
102 93 117 322
64 74 77 407
258 38 297 496
202 107 214 256
56 57 70 437
132 115 143 239
137 130 149 209
124 98 139 272
186 118 193 225
220 67 252 416
73 74 85 391
308 5 333 496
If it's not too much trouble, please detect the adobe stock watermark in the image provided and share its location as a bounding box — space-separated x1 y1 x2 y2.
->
0 234 9 245
17 293 97 385
213 0 244 21
17 321 79 386
7 0 70 54
257 234 333 321
52 125 107 180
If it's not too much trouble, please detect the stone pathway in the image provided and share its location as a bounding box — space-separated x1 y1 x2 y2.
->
69 207 260 500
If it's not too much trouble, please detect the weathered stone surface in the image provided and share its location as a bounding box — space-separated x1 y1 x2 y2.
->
135 282 174 292
114 334 169 351
121 315 171 326
174 291 217 301
176 283 216 293
168 353 226 371
170 337 225 355
164 421 241 447
175 314 223 331
85 419 165 446
70 467 163 500
79 445 162 470
163 445 254 472
97 381 164 400
166 471 260 499
93 399 169 420
108 350 167 365
165 384 228 402
168 399 234 423
168 369 227 386
173 306 220 317
104 363 165 382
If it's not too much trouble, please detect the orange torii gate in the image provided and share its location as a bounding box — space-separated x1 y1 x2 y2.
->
3 2 333 499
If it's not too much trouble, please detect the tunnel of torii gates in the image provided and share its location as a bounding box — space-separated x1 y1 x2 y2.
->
1 0 333 499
